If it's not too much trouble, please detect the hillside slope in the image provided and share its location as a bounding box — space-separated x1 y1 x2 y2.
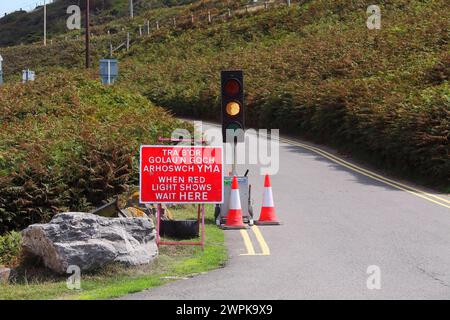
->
0 69 187 234
122 0 448 187
0 0 449 190
0 0 196 47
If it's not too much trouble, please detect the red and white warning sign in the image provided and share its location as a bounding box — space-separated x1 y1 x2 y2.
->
140 146 224 204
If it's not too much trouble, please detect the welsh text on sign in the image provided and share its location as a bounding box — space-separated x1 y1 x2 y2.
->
140 146 224 203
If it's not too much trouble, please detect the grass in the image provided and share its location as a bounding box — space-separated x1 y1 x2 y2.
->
0 205 227 300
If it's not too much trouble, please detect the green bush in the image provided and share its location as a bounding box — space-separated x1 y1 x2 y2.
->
0 231 22 267
0 70 189 234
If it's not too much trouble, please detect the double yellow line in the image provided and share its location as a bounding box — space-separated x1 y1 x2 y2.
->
240 226 271 256
279 137 450 209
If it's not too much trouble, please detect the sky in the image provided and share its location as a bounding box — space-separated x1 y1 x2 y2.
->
0 0 49 17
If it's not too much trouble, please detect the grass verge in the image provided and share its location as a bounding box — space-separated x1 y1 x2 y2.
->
0 205 226 300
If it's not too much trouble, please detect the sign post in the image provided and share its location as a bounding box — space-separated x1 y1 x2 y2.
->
140 145 224 249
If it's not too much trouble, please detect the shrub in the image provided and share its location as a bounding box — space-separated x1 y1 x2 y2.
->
0 231 22 267
0 70 189 234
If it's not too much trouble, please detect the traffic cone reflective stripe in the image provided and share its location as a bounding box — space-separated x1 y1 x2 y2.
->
225 176 246 228
262 187 274 208
256 174 281 225
229 188 241 210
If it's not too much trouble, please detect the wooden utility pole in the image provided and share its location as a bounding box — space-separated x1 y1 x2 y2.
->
85 0 90 68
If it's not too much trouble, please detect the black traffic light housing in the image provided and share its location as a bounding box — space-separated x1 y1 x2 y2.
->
221 70 245 143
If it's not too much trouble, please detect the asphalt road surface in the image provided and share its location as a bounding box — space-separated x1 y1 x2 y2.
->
122 122 450 300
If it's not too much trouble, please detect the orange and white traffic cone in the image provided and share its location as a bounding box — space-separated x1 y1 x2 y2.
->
224 176 247 229
255 174 281 225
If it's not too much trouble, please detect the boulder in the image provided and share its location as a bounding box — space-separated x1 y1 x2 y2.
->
21 212 158 274
0 267 11 284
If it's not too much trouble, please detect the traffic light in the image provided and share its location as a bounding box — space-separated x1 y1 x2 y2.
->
221 70 245 143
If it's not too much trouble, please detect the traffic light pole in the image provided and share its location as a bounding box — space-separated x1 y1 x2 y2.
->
221 70 244 176
232 140 238 176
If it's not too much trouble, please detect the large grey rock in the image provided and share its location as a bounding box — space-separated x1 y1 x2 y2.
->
21 212 158 274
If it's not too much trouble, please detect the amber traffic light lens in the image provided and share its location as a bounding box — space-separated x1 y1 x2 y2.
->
224 79 240 97
226 102 241 116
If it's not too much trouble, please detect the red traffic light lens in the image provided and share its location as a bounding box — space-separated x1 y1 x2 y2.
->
224 79 240 97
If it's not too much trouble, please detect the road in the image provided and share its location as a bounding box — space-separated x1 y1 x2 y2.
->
122 122 450 300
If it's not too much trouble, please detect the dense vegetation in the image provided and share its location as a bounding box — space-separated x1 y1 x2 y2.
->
0 0 197 47
125 0 448 187
0 0 448 233
0 231 21 266
0 70 187 233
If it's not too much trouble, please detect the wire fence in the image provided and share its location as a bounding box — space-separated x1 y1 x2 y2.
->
107 0 293 56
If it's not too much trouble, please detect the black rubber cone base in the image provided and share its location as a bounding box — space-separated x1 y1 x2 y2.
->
254 221 282 226
221 224 250 230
